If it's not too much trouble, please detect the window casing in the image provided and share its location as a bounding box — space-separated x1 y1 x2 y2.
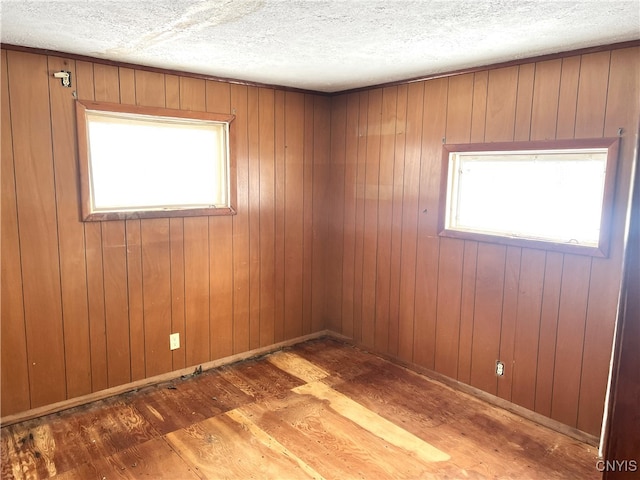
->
438 138 620 257
76 100 236 221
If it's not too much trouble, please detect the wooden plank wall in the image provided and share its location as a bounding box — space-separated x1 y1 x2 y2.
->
0 49 330 417
328 47 640 437
2 46 638 440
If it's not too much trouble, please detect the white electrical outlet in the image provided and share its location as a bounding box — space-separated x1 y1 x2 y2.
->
496 360 505 376
170 333 180 350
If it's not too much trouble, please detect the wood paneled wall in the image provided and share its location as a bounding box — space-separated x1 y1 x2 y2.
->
1 49 330 417
327 47 640 437
2 46 638 440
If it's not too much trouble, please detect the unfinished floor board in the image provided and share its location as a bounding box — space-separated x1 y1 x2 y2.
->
1 337 601 479
166 411 321 479
129 371 253 435
53 437 200 480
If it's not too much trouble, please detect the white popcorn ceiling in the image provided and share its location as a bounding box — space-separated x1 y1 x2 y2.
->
1 0 639 92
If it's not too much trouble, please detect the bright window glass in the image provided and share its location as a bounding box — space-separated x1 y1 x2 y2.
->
446 149 608 246
85 110 229 213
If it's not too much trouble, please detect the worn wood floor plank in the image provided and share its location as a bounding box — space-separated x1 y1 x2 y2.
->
165 410 320 479
266 351 330 383
53 437 201 480
1 337 600 480
130 372 253 435
293 381 449 463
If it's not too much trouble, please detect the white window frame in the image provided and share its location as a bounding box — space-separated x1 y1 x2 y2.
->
75 100 236 221
438 138 620 257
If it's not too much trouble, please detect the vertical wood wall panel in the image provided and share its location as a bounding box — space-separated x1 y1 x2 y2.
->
141 219 172 377
470 244 506 395
511 248 546 410
340 93 360 340
351 91 369 344
513 63 535 141
47 56 93 397
246 86 261 350
311 96 331 332
284 92 305 340
361 88 383 349
326 95 346 334
1 50 30 416
274 90 286 343
373 87 396 354
396 82 424 362
302 95 316 336
207 81 234 360
387 84 408 357
497 246 522 401
7 51 67 407
412 78 447 369
230 84 251 353
258 88 276 346
434 239 463 377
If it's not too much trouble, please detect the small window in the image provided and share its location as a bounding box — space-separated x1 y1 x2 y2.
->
76 100 235 221
438 138 620 257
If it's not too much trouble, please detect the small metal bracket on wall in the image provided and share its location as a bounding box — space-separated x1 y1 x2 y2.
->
53 70 72 87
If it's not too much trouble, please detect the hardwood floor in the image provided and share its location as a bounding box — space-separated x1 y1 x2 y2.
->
1 338 601 479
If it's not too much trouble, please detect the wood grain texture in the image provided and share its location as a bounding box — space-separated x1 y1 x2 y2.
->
413 78 447 369
7 50 67 408
0 48 329 418
373 86 395 350
396 82 424 362
340 93 360 341
361 88 383 350
327 46 637 438
1 50 30 416
207 81 235 360
284 92 306 341
274 89 286 344
47 56 93 399
259 87 276 347
1 46 637 443
230 83 251 354
387 85 408 357
311 96 331 333
326 94 346 334
303 95 316 336
2 338 601 480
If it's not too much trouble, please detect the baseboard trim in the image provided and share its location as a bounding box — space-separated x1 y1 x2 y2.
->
324 332 599 447
0 330 331 427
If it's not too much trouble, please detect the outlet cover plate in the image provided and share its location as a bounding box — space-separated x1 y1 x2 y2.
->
170 333 180 350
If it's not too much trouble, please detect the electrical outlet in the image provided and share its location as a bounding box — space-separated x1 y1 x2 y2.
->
170 333 180 350
496 360 505 376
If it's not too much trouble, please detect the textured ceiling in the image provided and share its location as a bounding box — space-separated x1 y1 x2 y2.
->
1 0 639 92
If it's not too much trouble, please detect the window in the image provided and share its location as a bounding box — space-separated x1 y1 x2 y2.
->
439 138 620 257
76 100 235 221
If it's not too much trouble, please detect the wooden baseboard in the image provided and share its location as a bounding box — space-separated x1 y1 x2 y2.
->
0 330 331 427
324 332 599 447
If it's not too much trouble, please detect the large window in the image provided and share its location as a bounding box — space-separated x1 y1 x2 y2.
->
76 100 235 221
439 138 620 257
